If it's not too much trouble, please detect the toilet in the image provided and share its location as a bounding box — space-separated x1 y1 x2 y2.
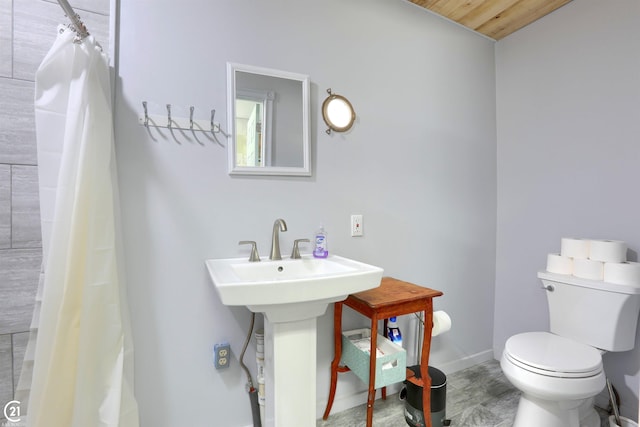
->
501 271 640 427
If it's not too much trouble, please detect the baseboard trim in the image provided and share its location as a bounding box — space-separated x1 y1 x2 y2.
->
433 349 495 375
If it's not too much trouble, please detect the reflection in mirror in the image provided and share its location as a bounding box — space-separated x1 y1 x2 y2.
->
322 89 355 134
235 89 274 167
227 63 311 176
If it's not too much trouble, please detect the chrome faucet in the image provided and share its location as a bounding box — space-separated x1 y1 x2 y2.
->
270 218 288 260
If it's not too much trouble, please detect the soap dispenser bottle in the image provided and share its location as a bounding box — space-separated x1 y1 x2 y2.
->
387 317 402 347
313 225 328 258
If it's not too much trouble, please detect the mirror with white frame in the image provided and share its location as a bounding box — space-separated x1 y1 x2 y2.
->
227 63 311 176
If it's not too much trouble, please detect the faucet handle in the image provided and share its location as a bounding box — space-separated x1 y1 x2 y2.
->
290 239 310 259
239 240 261 262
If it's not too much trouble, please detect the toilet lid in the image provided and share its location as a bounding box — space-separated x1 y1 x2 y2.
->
505 332 602 377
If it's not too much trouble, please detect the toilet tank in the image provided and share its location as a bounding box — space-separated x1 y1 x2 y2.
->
538 271 640 352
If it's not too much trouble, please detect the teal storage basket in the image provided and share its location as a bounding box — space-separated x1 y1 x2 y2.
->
341 328 406 389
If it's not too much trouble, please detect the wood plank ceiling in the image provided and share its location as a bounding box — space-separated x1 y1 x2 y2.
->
408 0 573 40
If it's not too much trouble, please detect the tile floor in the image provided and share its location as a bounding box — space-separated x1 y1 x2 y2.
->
317 359 611 427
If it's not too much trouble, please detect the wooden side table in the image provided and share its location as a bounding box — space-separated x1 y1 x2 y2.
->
322 277 443 427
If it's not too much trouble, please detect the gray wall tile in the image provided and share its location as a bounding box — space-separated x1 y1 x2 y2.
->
14 0 110 82
0 165 9 249
11 166 41 249
0 334 12 409
13 0 59 82
0 78 37 166
12 332 29 394
44 0 110 18
0 249 41 335
0 0 11 78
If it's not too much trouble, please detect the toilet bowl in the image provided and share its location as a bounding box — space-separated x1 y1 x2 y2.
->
501 332 605 427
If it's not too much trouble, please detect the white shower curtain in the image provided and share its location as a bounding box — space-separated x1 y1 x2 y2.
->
25 26 139 426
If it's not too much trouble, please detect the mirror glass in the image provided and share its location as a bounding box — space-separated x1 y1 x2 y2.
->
227 63 311 176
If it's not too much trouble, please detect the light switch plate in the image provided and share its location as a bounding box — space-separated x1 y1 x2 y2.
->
351 214 363 237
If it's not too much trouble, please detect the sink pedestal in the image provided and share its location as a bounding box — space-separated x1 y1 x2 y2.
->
264 317 317 427
255 299 344 426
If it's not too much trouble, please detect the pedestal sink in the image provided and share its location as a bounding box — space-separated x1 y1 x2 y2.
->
205 254 383 427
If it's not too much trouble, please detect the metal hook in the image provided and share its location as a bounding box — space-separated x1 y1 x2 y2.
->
210 109 218 133
190 106 195 130
166 104 172 129
142 101 149 127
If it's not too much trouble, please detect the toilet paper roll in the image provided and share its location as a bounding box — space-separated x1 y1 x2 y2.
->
604 262 640 286
560 237 590 259
573 258 604 280
546 253 573 275
431 310 452 337
589 239 627 263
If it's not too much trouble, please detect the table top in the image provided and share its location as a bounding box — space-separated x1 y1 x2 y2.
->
347 277 442 309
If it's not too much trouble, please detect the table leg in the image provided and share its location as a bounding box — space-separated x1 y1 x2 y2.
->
322 302 343 420
421 301 434 427
366 316 378 427
381 318 388 401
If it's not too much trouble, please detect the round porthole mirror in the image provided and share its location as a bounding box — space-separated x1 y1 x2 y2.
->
322 89 355 134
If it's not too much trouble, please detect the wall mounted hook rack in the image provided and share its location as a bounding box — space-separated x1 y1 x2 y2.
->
139 101 223 134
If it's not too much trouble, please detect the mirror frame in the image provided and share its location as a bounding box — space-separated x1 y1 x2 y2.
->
227 63 311 176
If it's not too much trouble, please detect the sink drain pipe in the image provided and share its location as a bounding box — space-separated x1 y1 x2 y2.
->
240 312 262 427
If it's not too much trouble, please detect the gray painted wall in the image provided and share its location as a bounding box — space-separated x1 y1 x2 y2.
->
115 0 497 425
495 0 640 418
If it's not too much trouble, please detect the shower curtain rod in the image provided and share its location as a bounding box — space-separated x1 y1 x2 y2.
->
56 0 89 40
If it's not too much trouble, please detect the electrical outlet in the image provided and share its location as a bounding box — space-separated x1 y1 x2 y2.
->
351 214 363 237
214 343 231 369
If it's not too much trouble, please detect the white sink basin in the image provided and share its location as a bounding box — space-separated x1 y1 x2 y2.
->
205 254 383 322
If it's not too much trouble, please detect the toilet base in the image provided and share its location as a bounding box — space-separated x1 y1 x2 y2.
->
513 394 599 427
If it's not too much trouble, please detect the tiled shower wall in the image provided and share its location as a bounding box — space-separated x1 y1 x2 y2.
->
0 0 109 420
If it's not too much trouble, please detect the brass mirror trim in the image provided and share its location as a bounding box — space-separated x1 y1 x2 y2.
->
322 89 355 134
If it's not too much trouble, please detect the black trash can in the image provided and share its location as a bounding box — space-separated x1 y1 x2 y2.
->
403 365 448 427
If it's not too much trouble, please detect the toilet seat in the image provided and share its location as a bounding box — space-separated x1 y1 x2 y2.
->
504 332 602 378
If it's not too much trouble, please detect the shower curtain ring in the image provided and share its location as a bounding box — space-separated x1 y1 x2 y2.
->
166 104 172 129
190 106 195 130
142 101 149 127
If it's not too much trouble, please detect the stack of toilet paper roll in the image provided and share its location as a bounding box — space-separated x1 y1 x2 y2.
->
546 238 640 286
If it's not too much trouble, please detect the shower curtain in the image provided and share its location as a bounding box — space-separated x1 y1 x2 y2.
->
23 26 139 426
